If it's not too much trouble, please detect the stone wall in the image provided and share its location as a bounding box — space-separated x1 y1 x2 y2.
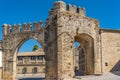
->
1 1 120 80
2 21 44 80
100 29 120 73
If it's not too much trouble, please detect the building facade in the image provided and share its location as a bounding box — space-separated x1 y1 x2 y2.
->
17 49 45 74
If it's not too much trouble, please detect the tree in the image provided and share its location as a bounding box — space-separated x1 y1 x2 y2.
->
33 45 39 51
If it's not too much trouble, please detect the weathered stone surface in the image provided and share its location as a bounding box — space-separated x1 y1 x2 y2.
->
44 1 100 79
2 22 44 80
100 29 120 73
1 1 120 80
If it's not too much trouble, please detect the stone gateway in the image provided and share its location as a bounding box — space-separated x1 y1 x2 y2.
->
0 1 120 80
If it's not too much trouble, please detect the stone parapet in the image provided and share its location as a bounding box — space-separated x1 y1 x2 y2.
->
50 1 86 16
2 21 43 37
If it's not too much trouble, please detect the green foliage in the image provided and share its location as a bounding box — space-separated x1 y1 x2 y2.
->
33 45 39 51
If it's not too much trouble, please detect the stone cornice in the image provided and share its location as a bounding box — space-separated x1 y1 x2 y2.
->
100 28 120 33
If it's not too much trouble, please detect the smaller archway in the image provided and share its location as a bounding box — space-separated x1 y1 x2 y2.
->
14 38 45 79
74 33 94 75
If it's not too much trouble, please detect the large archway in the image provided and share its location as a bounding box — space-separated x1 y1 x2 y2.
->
1 1 102 80
74 33 94 75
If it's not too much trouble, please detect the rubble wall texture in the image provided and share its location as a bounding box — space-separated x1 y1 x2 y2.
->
1 1 120 80
100 29 120 73
45 1 101 80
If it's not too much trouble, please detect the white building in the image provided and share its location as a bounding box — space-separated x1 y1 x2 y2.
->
0 51 2 67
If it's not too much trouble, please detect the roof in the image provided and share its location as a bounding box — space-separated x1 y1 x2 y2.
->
18 49 45 56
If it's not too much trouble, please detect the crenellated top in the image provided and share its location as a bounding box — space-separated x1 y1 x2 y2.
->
2 21 43 37
49 1 86 16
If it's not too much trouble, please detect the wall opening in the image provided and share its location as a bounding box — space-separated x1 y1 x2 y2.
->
74 33 94 76
74 41 86 75
16 38 45 79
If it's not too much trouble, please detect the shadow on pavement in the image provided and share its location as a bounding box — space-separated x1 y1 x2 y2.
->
110 60 120 76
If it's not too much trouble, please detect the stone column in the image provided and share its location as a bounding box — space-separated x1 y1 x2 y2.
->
94 37 102 74
57 33 74 80
2 50 16 80
45 27 58 80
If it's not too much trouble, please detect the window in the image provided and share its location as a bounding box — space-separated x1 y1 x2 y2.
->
105 62 108 66
32 67 37 73
10 29 12 33
31 62 36 64
38 56 43 60
18 57 23 60
18 62 23 65
22 67 27 74
43 68 45 73
31 56 36 60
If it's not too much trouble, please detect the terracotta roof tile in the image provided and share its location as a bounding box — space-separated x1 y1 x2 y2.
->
18 49 44 56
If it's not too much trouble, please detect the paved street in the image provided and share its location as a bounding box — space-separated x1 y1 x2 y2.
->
0 71 120 80
19 72 120 80
76 71 120 80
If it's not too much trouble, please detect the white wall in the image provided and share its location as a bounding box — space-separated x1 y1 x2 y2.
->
0 51 2 67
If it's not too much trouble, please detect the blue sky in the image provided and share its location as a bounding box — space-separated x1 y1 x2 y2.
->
0 0 120 52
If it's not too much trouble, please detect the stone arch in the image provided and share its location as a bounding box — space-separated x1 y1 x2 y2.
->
13 36 44 55
2 29 45 80
74 33 94 75
1 1 102 80
13 36 44 79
